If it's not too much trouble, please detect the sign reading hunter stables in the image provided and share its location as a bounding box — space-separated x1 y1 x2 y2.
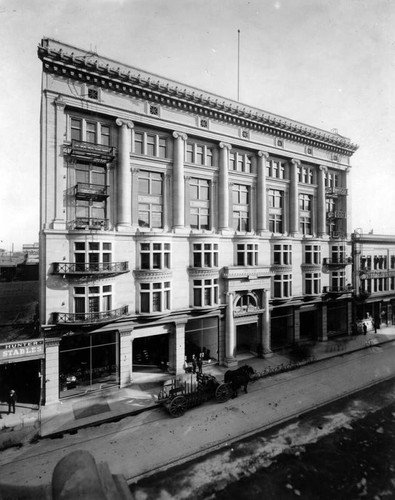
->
0 340 44 361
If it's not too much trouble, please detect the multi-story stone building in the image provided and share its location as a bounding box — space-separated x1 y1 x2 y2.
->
38 38 358 403
352 231 395 331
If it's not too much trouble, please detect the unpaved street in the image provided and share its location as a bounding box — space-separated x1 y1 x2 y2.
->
0 342 394 497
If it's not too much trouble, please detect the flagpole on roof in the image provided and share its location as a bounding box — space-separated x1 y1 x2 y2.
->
237 29 240 101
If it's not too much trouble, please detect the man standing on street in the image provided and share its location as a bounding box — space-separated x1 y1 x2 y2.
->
7 389 17 414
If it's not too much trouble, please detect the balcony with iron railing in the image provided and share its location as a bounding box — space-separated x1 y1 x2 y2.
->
74 183 109 201
323 257 351 266
68 217 110 230
323 285 353 295
53 306 129 325
325 186 348 197
64 140 116 164
329 231 346 239
53 262 129 275
327 210 346 219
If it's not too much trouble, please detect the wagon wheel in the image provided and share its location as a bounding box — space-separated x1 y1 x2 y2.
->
168 395 187 417
215 383 232 403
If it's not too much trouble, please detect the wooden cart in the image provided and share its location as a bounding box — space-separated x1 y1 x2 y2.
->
158 372 232 417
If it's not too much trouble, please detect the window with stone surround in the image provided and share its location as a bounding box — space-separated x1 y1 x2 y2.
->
74 242 112 271
236 243 258 266
140 242 170 270
193 278 219 307
190 178 210 230
185 141 214 166
304 244 321 264
268 189 284 233
140 281 171 313
133 129 168 158
297 165 314 184
266 159 286 179
229 150 253 173
193 243 218 268
299 194 312 235
331 271 345 291
273 244 292 265
138 171 163 228
273 274 292 298
305 272 321 295
232 184 250 232
74 285 112 317
69 116 111 146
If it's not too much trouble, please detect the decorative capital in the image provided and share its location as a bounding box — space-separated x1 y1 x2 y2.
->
131 168 140 175
319 165 328 173
173 131 188 141
345 166 351 173
257 150 269 160
291 158 301 167
54 95 66 108
219 142 232 150
116 118 134 129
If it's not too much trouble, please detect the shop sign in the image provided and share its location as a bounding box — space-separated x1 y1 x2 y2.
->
0 340 44 360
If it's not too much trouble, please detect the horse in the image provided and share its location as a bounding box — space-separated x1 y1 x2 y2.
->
224 365 255 398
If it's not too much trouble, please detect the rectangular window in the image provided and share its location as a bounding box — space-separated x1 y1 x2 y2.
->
133 130 168 158
71 118 82 141
190 178 210 230
232 184 250 232
269 214 283 234
73 285 112 318
138 171 163 228
305 272 321 295
140 242 170 270
267 159 286 179
331 245 345 264
273 274 292 298
273 244 292 265
305 245 321 264
331 271 345 291
101 125 110 146
140 282 171 313
186 141 215 166
86 122 96 144
192 243 218 268
74 242 112 272
193 278 219 307
236 243 258 266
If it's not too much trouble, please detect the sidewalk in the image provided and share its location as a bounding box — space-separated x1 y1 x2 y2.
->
2 325 395 442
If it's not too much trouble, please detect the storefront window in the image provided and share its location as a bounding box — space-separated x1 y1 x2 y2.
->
59 331 119 397
185 317 218 365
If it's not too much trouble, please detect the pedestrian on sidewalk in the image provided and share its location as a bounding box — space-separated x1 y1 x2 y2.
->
192 355 197 374
363 323 367 335
197 356 203 374
7 389 17 414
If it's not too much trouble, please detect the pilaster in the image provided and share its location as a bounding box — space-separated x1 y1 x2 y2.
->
317 166 327 237
168 320 187 374
225 292 237 366
261 290 272 357
120 330 133 387
257 151 269 233
44 339 60 404
289 159 300 236
219 142 231 232
52 96 66 230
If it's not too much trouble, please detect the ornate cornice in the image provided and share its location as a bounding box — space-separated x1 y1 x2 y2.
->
38 38 359 156
187 267 219 278
270 265 293 273
222 266 272 280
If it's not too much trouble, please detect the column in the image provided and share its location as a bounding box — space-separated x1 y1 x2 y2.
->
115 119 133 229
257 151 269 233
344 167 351 237
44 339 60 405
52 96 66 229
225 292 237 366
320 302 328 341
168 320 187 374
347 300 353 336
293 308 300 343
289 159 300 236
219 142 232 231
317 166 327 237
172 132 187 230
120 330 133 387
261 290 273 357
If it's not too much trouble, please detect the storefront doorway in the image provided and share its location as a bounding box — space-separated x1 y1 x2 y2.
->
132 334 169 372
327 301 348 337
236 323 258 355
185 317 219 364
0 359 41 405
59 330 119 398
300 309 319 341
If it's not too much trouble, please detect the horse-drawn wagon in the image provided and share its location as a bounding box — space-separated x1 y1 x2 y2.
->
157 365 255 417
157 372 232 417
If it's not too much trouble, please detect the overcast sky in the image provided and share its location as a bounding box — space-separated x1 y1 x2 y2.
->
1 0 394 250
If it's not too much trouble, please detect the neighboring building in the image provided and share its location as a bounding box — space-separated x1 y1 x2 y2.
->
38 38 358 403
351 231 395 331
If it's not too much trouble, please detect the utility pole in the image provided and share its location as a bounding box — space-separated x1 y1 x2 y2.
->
237 29 240 101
